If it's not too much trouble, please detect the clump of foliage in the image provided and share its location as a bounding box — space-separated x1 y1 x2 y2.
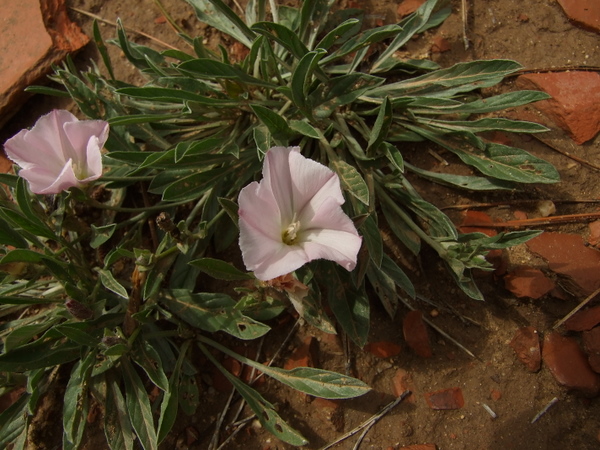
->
0 0 557 448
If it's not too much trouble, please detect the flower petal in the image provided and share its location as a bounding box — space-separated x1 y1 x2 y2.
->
21 159 81 194
302 228 362 271
261 146 299 225
288 150 344 216
301 197 362 271
250 243 310 281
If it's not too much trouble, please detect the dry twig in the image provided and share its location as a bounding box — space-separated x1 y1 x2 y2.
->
553 286 600 330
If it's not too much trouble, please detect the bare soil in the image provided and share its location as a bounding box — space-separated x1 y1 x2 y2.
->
4 0 600 449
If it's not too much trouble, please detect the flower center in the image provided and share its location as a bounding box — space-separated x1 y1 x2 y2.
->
282 220 301 245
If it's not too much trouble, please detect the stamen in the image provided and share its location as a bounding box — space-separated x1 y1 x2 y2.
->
282 220 301 245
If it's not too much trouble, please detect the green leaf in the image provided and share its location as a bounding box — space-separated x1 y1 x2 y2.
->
323 264 369 347
0 339 81 372
218 197 240 226
291 49 327 118
320 24 402 64
179 59 275 88
366 264 398 318
360 214 383 268
250 104 292 142
315 18 361 51
198 342 308 446
406 162 515 191
184 0 256 47
157 341 190 443
90 223 117 249
201 336 370 398
189 258 253 280
55 324 101 347
161 290 270 340
178 374 199 416
132 339 169 392
93 20 115 79
0 394 28 448
0 207 55 241
63 352 95 448
422 117 548 134
161 168 226 202
367 97 393 154
105 374 135 450
330 160 369 205
371 0 444 72
367 59 523 98
289 120 322 139
413 90 551 115
251 22 309 60
4 321 57 352
122 358 158 450
97 268 129 299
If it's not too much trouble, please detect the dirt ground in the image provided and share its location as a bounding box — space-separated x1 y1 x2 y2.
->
5 0 600 449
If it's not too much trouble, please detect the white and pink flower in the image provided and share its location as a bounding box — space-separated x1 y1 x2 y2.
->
238 146 362 281
4 110 109 194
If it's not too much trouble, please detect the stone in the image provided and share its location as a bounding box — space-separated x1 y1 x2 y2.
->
526 232 600 296
564 306 600 331
542 332 600 397
0 0 89 127
365 341 402 358
459 210 497 237
516 72 600 144
509 326 542 372
557 0 600 34
504 267 555 300
424 387 464 410
403 310 432 358
397 0 426 18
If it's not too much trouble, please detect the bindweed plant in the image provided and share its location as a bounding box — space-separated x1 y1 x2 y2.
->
0 0 559 448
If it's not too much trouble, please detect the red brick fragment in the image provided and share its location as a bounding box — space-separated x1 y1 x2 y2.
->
365 341 402 359
542 332 600 397
564 306 600 332
403 310 432 358
583 326 600 373
392 368 416 403
516 72 600 144
509 326 542 372
526 232 600 296
504 267 555 300
557 0 600 34
0 0 89 126
397 0 426 18
284 336 318 370
424 387 464 410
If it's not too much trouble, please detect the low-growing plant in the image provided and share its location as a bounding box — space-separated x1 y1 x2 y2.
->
0 0 558 447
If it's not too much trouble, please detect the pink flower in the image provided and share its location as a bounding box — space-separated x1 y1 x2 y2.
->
4 110 109 194
239 146 362 281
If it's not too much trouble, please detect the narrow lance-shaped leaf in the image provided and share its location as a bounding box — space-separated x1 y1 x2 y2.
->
161 290 270 340
122 359 158 450
330 159 369 205
189 258 254 280
184 0 256 47
197 342 308 446
104 374 135 450
199 335 371 399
